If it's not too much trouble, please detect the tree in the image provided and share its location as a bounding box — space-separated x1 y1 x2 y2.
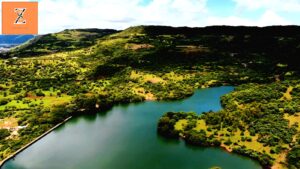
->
287 146 300 169
0 129 10 140
0 99 8 106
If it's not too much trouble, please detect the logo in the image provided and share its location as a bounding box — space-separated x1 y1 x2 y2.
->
14 8 27 24
2 2 38 35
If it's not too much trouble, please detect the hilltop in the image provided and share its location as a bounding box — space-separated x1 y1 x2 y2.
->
2 25 300 68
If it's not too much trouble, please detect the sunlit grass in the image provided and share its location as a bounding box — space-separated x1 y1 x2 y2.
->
174 119 188 131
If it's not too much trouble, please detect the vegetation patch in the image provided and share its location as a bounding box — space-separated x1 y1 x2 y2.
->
158 81 300 169
0 117 18 129
125 43 154 50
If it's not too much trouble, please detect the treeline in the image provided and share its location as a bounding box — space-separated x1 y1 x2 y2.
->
157 112 274 167
124 25 300 37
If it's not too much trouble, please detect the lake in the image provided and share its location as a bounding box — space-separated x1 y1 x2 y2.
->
2 86 262 169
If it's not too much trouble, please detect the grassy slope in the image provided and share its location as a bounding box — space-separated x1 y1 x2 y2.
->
0 26 300 168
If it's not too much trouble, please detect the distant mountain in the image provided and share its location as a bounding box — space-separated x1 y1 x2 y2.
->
1 29 117 57
0 35 34 48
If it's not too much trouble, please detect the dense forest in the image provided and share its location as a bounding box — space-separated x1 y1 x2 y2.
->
0 26 300 168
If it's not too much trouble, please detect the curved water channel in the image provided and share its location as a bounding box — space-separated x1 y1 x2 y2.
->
2 86 262 169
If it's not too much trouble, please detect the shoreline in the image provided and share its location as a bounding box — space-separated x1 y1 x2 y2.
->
0 88 201 168
0 116 73 168
0 86 265 168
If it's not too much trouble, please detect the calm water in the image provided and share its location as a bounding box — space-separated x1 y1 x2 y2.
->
2 86 261 169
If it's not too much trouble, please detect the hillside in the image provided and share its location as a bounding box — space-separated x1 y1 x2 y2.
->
0 26 300 168
1 29 117 58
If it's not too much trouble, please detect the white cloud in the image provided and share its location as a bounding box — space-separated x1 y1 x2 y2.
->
233 0 300 12
134 0 207 26
206 10 291 26
207 16 253 26
259 10 291 25
0 0 298 34
37 0 208 34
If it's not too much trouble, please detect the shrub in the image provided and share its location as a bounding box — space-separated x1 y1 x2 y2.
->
0 129 10 140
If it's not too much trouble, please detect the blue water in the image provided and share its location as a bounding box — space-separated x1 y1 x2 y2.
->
2 86 262 169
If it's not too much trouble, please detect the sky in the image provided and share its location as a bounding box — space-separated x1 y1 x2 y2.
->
2 0 300 34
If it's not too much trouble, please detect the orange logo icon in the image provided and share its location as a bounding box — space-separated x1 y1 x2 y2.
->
2 2 38 35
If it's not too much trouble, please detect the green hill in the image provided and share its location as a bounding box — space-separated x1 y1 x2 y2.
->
0 26 300 168
1 29 117 58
